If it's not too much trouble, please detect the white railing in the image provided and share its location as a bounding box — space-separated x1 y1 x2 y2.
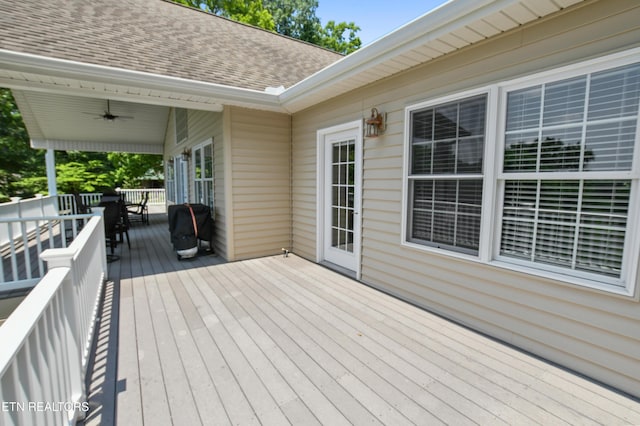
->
0 196 59 247
1 214 94 289
0 214 106 425
57 189 165 214
117 188 165 205
57 194 101 215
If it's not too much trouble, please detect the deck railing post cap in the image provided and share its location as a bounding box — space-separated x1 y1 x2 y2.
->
40 247 76 269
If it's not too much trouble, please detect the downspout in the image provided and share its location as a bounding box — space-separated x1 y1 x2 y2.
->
288 114 294 255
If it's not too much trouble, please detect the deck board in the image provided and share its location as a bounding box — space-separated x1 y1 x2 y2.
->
81 208 640 425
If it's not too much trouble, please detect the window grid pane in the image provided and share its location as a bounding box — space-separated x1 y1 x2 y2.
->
411 95 486 176
331 140 355 253
193 142 215 209
500 180 630 279
411 178 483 253
500 62 640 284
408 94 486 255
505 63 640 174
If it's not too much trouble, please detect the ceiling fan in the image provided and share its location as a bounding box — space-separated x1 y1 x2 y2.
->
84 100 133 122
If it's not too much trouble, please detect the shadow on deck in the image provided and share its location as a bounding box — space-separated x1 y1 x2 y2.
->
80 208 640 425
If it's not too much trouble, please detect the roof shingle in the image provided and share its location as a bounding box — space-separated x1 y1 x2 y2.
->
0 0 343 91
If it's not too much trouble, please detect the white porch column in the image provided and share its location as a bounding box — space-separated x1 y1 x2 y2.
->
45 148 59 211
45 148 57 196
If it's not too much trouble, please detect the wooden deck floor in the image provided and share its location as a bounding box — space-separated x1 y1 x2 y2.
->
82 210 640 425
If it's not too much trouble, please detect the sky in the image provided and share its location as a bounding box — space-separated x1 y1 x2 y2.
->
316 0 450 47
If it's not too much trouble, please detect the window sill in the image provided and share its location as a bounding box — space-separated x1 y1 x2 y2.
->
489 259 637 300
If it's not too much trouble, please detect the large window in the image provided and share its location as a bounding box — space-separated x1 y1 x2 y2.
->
407 94 487 254
404 51 640 293
499 62 640 285
193 139 214 210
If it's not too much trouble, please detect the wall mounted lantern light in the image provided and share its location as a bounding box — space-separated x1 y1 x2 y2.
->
364 108 386 138
181 148 191 162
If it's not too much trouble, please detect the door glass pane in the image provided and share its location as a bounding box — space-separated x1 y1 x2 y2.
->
194 148 202 179
331 139 355 253
204 144 213 178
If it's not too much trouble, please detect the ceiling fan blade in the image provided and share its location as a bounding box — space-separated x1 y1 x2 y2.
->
81 100 134 121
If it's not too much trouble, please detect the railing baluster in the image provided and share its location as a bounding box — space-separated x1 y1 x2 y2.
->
21 221 31 281
35 220 45 278
8 223 18 282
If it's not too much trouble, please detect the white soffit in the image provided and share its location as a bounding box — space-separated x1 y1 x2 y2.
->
280 0 585 112
13 90 169 153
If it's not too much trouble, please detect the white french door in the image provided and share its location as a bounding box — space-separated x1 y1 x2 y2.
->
318 122 362 275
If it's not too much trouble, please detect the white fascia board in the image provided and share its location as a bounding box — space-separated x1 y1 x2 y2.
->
279 0 532 112
0 49 283 112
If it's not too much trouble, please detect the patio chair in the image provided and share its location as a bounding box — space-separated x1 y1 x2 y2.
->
127 191 149 225
101 201 121 261
100 200 130 259
73 192 91 214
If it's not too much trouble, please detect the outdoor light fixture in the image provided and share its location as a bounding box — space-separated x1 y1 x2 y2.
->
181 148 191 162
364 108 386 138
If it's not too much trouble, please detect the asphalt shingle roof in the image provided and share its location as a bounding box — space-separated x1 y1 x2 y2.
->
0 0 343 91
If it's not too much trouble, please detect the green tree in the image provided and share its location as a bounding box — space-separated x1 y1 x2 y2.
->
172 0 361 54
263 0 361 54
174 0 274 29
55 160 114 194
108 152 163 188
263 0 321 42
318 20 361 54
0 88 46 201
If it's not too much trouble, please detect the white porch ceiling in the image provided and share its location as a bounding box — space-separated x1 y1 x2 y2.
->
12 91 171 154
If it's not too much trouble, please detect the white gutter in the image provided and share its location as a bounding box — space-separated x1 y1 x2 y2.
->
279 0 531 112
0 49 283 112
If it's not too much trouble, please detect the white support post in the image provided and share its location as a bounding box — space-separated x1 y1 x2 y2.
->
45 149 58 211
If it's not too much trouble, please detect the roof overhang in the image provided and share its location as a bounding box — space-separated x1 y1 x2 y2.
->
0 49 281 153
0 49 282 113
0 0 586 153
280 0 585 112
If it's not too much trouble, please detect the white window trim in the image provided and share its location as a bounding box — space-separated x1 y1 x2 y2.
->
401 48 640 298
316 120 363 280
401 86 498 262
166 160 176 203
192 138 214 209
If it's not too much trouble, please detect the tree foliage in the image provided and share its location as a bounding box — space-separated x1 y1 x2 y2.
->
55 160 114 194
108 152 164 189
318 20 361 55
0 89 45 201
172 0 361 54
173 0 275 29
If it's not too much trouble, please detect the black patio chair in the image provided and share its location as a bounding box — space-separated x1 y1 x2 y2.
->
73 192 91 214
127 191 149 225
101 201 121 261
100 200 130 261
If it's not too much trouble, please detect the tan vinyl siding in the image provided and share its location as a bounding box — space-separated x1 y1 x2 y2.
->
164 108 227 259
291 0 640 398
228 106 291 260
